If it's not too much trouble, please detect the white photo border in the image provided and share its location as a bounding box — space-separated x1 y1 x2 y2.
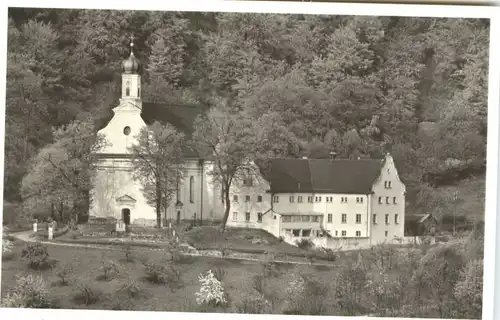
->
0 1 499 320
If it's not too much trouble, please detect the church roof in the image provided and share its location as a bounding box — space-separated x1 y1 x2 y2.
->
268 158 384 194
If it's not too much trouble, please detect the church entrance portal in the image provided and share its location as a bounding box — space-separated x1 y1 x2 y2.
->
122 208 131 225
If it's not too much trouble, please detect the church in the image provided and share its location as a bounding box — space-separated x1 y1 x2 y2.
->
89 40 225 226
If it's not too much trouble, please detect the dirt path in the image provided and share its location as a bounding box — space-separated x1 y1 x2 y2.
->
7 231 337 267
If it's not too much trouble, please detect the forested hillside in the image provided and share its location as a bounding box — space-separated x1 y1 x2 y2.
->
4 9 489 222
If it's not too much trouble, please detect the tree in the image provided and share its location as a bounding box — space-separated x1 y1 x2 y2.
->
21 119 106 224
454 258 483 318
191 104 256 231
129 122 185 228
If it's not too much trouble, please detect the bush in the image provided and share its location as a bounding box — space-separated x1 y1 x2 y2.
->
97 258 119 281
53 261 75 285
73 283 102 305
195 270 228 307
1 274 53 308
123 243 134 262
236 290 272 314
296 239 314 250
116 275 142 299
143 261 183 290
20 243 53 270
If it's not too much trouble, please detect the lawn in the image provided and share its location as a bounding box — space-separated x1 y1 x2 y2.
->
1 239 339 313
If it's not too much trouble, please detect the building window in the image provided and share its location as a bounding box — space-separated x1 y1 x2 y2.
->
385 231 389 237
386 197 389 204
372 214 377 224
282 216 292 223
243 177 253 187
302 216 310 222
385 214 389 225
356 197 363 203
307 196 313 203
137 87 140 97
289 196 294 203
292 216 301 222
326 196 333 203
335 230 338 236
189 176 195 203
126 87 130 96
356 231 361 237
393 197 397 204
232 212 238 221
297 196 303 203
257 195 262 202
315 196 322 202
292 229 301 237
341 197 348 203
123 126 131 136
245 212 250 222
302 229 311 237
233 195 238 202
356 214 361 224
246 195 251 202
257 212 262 223
341 230 347 237
395 214 399 224
273 196 279 203
312 216 320 222
327 214 333 223
341 214 347 223
378 197 383 204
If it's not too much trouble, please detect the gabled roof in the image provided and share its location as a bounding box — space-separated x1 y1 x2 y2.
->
269 158 384 194
116 194 137 202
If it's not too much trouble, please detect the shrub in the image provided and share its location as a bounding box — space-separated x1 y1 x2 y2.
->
123 243 134 262
143 261 183 290
20 243 52 270
1 274 53 308
97 258 119 281
195 270 227 307
117 277 142 299
236 290 272 314
73 283 101 305
53 261 75 285
284 272 329 315
296 239 314 250
2 238 14 253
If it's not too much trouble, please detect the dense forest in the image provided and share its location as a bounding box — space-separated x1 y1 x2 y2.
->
4 8 489 225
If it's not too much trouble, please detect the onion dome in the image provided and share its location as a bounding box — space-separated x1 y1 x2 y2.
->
121 36 141 74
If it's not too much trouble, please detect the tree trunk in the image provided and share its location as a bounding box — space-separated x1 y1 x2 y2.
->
156 180 162 228
220 183 231 232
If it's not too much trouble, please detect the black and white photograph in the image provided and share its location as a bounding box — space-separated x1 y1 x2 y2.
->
0 1 498 320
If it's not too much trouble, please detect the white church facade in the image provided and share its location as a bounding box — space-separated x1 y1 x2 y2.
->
89 41 225 226
89 41 406 250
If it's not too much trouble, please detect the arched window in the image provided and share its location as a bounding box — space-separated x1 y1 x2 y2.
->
126 87 130 96
189 176 195 203
137 86 140 97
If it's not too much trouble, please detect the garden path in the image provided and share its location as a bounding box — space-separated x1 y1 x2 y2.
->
8 231 337 268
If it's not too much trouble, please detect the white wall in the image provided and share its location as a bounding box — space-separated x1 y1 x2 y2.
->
369 154 406 245
272 193 369 238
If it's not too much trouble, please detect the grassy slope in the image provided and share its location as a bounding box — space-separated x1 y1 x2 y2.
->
1 240 339 313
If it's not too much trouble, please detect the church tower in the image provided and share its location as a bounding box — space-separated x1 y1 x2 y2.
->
120 37 142 109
